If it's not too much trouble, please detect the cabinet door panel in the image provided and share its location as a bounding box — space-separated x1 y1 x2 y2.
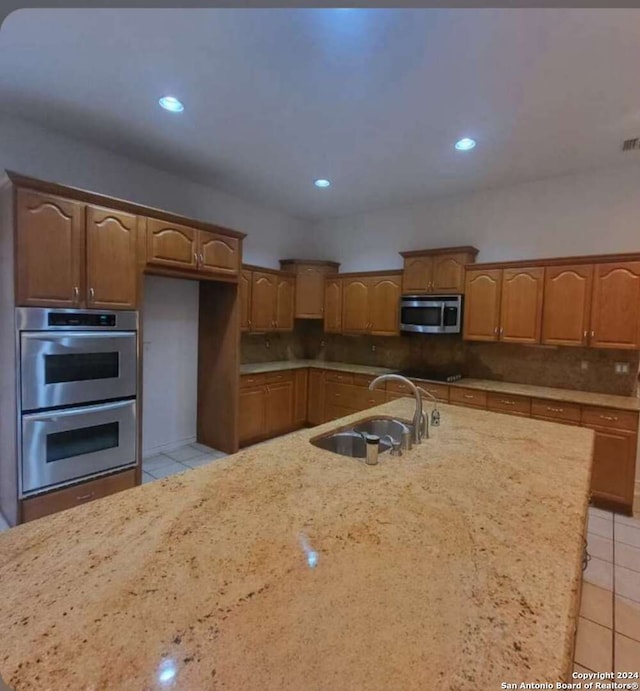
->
86 206 138 309
238 386 267 445
294 369 309 425
198 231 239 275
342 279 370 333
590 262 640 349
586 427 636 508
146 218 197 270
308 369 326 425
16 189 84 307
432 253 468 293
266 381 294 435
250 272 277 332
463 269 502 341
239 270 252 332
369 275 401 336
275 276 295 331
402 257 432 293
500 267 544 343
324 278 342 333
542 265 592 346
295 266 326 319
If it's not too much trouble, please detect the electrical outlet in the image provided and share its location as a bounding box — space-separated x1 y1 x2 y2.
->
371 344 376 352
580 361 589 371
265 339 270 349
615 362 630 375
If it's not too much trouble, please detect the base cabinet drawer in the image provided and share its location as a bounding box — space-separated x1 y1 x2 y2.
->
531 399 582 425
450 387 488 409
386 380 449 403
581 406 639 432
487 392 531 417
22 469 136 523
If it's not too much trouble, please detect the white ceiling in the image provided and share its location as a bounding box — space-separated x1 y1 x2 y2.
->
1 9 639 219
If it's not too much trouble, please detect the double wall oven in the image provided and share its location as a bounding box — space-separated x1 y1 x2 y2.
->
17 308 138 496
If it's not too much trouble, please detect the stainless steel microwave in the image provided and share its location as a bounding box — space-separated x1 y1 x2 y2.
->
400 295 463 334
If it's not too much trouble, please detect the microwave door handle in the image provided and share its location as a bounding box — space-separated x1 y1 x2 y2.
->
440 303 445 327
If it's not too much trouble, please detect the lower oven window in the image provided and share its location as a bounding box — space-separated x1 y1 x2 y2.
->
46 422 119 463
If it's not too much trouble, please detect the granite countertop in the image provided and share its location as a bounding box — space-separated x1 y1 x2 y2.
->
240 360 640 411
0 400 592 690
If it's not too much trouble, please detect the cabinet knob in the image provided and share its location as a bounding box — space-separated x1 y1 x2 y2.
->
73 286 79 302
193 251 199 266
88 287 95 302
199 253 204 265
499 327 504 336
493 327 498 335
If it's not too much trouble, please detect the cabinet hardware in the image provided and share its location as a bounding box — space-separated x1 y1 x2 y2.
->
499 327 504 335
500 400 516 406
193 251 199 265
88 287 95 302
73 286 79 302
591 331 595 338
494 327 498 335
463 394 475 399
547 406 564 413
583 330 588 339
599 415 618 421
199 253 204 265
76 493 94 502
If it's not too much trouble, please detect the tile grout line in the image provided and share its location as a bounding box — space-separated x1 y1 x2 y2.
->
612 516 616 673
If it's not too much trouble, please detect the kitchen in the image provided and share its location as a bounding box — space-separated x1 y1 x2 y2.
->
1 7 640 689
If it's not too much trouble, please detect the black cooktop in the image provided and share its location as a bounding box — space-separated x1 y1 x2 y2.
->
396 368 464 383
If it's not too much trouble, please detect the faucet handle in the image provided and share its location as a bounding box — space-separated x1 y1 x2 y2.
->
431 408 441 427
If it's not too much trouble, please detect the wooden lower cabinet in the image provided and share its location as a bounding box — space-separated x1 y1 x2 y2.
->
308 369 326 425
487 392 531 417
21 469 136 522
294 369 309 425
585 426 637 509
449 387 487 409
266 380 295 436
238 385 268 445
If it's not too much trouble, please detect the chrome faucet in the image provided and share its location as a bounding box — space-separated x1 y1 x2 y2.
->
416 387 441 440
369 374 424 444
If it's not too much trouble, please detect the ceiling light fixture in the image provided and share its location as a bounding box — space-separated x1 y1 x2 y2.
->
314 179 331 188
454 137 476 151
158 96 184 113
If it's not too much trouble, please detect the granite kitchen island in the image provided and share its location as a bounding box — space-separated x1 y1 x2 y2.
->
0 399 593 690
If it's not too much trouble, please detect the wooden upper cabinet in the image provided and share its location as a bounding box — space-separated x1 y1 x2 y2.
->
401 247 478 294
198 231 239 276
239 269 252 332
250 271 277 332
499 267 544 343
369 275 401 336
542 265 593 347
590 262 640 349
146 218 197 271
275 275 295 331
342 278 370 334
16 189 84 307
280 260 340 319
402 257 433 293
463 269 503 341
324 277 342 333
85 206 138 309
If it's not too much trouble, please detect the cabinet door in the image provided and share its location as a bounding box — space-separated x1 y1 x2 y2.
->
198 230 240 276
587 427 636 508
499 267 544 343
250 272 277 332
324 278 342 333
16 189 84 307
307 369 326 425
368 275 401 336
275 275 295 331
463 269 502 341
295 265 326 319
590 262 640 349
541 265 592 347
86 206 138 309
402 256 433 293
239 270 252 332
293 369 309 425
146 218 198 271
432 253 468 293
265 381 294 436
342 278 370 334
238 386 267 446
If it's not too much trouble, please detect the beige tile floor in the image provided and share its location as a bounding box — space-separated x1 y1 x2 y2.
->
142 442 227 483
576 507 640 673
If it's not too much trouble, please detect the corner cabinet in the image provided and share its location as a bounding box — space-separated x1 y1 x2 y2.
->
279 260 341 319
323 277 342 333
400 246 478 294
16 189 139 309
590 262 640 349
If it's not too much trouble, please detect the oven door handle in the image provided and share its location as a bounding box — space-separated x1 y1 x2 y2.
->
22 399 135 423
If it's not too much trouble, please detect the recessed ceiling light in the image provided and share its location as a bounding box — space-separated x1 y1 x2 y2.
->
158 96 184 113
454 137 476 151
314 179 331 188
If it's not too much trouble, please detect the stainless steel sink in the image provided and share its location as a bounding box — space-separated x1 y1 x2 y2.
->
311 431 392 459
351 417 411 440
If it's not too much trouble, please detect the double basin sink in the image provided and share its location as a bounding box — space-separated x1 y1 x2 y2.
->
311 416 411 459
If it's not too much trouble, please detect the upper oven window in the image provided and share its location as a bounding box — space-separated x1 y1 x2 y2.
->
44 352 120 384
401 305 442 327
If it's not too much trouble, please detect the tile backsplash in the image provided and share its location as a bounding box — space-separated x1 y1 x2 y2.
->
242 323 640 396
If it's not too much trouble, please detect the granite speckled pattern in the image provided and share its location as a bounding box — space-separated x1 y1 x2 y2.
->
240 360 640 411
0 400 592 690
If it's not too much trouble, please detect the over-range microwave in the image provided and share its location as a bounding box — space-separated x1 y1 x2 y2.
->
400 295 463 334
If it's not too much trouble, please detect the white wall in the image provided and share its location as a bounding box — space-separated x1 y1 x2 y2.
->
311 163 640 272
141 276 199 456
0 115 312 454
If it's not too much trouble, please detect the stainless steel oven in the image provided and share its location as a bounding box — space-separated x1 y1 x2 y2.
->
400 295 463 334
16 308 139 496
21 399 136 494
